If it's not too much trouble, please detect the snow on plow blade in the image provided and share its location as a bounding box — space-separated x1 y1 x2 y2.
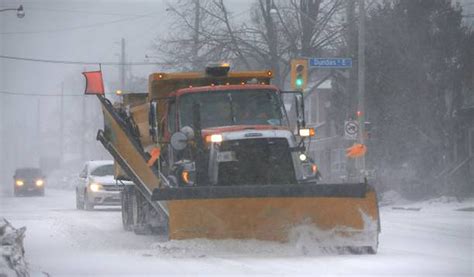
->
152 184 380 250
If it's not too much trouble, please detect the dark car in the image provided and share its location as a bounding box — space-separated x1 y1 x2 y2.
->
13 168 46 197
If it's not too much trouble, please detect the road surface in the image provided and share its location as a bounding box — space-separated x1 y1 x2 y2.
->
0 189 472 276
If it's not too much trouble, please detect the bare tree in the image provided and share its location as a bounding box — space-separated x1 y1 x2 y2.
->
153 0 345 88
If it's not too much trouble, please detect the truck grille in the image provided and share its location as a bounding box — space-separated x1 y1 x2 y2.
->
217 138 296 185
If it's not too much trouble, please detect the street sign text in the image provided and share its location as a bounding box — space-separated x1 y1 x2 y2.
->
309 58 352 68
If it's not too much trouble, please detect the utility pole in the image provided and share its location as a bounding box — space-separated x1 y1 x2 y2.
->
37 97 41 164
267 0 280 87
346 0 358 182
81 66 87 162
192 0 200 70
120 38 126 90
81 95 86 162
0 94 4 187
59 82 64 163
346 0 356 107
357 0 366 175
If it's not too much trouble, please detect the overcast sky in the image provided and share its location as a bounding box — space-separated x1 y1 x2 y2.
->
0 0 251 185
1 0 251 93
2 0 175 95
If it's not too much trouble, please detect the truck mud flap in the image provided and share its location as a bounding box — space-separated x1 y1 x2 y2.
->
151 183 367 201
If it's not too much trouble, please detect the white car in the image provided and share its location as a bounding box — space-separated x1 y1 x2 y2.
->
75 160 126 210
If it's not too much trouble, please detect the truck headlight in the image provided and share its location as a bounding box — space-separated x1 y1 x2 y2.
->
89 183 103 192
35 179 44 187
15 180 24 186
206 134 223 143
299 128 315 137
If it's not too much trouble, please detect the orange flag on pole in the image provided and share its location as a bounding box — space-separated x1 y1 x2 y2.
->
147 147 161 167
82 70 105 95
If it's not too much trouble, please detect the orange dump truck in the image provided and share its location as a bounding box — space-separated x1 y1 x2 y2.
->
96 64 380 253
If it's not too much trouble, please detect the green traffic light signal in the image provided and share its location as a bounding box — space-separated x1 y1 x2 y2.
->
295 77 303 87
295 64 305 89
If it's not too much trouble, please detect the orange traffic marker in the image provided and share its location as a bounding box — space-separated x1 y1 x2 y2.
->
346 143 367 158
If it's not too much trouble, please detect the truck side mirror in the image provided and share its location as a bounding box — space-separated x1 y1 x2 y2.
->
294 94 306 131
149 100 159 143
170 132 188 151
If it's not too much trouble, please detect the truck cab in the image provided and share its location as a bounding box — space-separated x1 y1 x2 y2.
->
151 66 319 187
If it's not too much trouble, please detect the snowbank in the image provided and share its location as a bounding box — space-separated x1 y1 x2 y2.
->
379 190 411 206
0 218 28 277
418 196 474 210
380 190 474 212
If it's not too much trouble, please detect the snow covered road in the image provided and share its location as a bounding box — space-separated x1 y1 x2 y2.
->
0 189 472 276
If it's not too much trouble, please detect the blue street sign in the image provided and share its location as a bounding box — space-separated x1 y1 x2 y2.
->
309 58 352 68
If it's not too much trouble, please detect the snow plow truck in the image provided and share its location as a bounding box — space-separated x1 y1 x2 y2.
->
95 64 380 253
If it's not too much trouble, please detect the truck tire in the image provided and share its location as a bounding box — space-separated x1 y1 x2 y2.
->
121 187 133 231
84 191 94 211
130 186 169 236
131 188 151 235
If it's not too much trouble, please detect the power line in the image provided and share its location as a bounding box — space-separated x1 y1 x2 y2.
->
0 55 169 66
0 90 147 97
0 11 159 35
24 7 157 17
0 90 85 97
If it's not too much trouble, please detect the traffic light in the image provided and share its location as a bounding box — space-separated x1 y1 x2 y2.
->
291 59 308 91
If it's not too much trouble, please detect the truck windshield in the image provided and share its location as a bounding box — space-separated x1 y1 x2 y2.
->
179 89 287 129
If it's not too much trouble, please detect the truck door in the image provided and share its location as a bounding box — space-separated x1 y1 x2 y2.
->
161 100 177 176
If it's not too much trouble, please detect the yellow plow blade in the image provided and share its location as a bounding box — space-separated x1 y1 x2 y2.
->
154 185 380 250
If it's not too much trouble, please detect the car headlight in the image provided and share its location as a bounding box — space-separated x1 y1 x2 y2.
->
89 183 103 192
35 179 44 187
15 180 24 186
